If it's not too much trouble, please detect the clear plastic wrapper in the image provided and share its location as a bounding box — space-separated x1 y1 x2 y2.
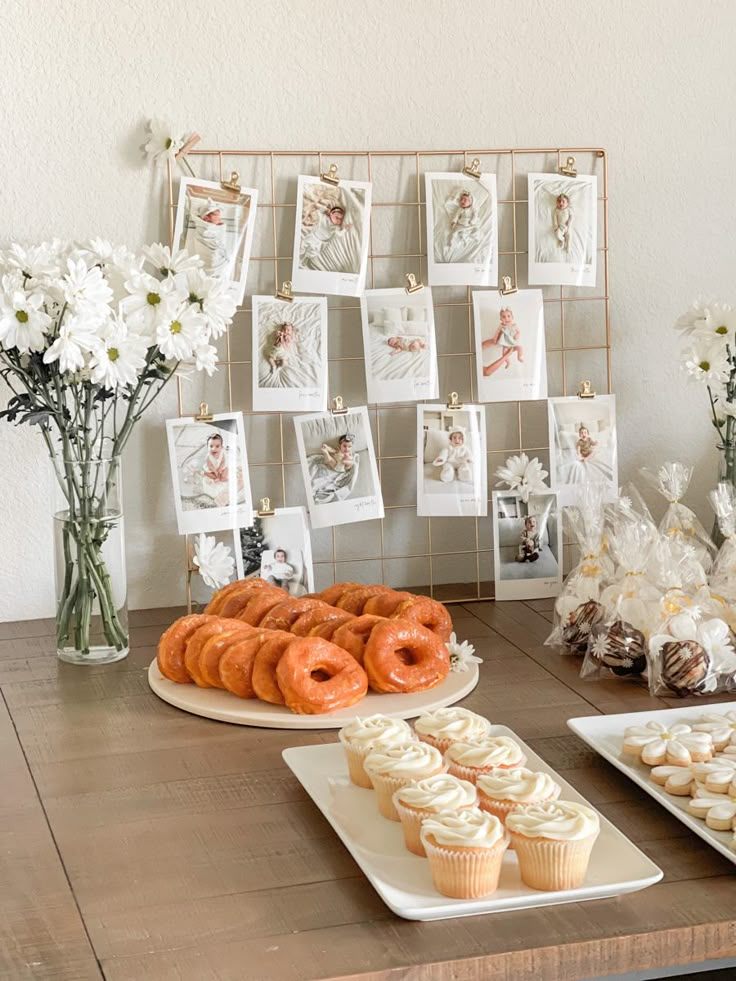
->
647 609 736 697
709 482 736 603
639 462 715 575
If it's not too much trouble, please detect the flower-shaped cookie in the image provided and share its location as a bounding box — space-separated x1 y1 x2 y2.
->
649 765 696 796
650 756 736 796
623 720 713 766
688 794 736 831
693 711 736 751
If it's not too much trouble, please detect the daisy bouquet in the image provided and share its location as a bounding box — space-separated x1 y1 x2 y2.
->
0 240 237 658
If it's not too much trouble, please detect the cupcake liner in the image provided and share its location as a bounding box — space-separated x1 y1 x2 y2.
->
339 737 375 789
369 765 446 821
509 831 598 891
422 835 508 899
393 796 475 856
415 732 453 756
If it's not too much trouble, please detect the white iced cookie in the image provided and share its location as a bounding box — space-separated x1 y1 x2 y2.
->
688 794 736 831
693 711 736 751
649 765 695 797
622 720 712 766
420 806 506 850
505 800 600 841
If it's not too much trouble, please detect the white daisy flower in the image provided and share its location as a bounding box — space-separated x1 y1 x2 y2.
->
143 118 184 169
681 339 730 384
202 278 239 339
155 304 206 361
43 315 102 374
144 243 202 278
494 452 549 503
4 242 61 283
121 272 180 337
193 341 218 376
447 633 483 673
691 302 736 343
0 289 52 352
62 257 114 321
193 534 235 589
89 318 148 389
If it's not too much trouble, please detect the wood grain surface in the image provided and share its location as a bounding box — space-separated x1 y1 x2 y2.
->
2 601 736 981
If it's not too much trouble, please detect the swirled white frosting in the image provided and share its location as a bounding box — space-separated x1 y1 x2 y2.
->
476 767 561 803
394 774 477 811
339 715 413 748
420 807 506 849
505 800 600 840
414 707 491 742
445 736 525 770
364 740 444 778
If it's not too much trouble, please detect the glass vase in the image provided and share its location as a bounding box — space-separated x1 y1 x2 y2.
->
52 455 129 664
713 442 736 548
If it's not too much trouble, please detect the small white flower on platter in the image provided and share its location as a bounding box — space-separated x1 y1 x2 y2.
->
144 244 202 278
0 289 52 352
143 118 185 169
494 452 549 503
447 632 482 673
193 534 235 589
681 338 730 384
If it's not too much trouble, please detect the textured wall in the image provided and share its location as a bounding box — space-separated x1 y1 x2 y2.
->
1 0 735 619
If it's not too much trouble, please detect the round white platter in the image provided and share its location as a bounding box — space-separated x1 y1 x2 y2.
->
147 658 479 729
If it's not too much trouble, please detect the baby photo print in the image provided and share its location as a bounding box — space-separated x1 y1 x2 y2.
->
548 394 618 506
172 177 259 304
166 412 253 534
493 492 562 601
236 506 314 596
425 172 498 287
291 174 372 297
251 295 328 412
472 289 547 403
294 406 384 529
417 404 488 517
527 173 597 287
360 287 438 404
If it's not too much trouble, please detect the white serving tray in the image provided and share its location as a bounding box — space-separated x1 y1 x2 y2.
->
568 702 736 866
147 659 478 729
282 725 662 919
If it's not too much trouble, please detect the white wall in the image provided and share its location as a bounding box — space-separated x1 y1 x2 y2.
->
1 0 735 620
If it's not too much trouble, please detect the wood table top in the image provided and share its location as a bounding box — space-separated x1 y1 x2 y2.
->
2 600 736 981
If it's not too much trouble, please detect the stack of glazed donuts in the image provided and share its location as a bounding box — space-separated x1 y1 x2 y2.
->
156 579 453 715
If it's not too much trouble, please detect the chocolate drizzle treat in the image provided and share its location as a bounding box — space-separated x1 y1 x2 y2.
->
660 639 711 696
587 619 647 677
560 599 604 654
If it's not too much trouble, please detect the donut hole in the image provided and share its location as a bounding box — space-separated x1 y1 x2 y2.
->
311 667 332 682
395 647 417 666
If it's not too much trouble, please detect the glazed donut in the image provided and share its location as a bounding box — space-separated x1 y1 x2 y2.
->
218 581 283 619
363 590 415 618
260 598 331 633
390 597 453 643
205 577 272 615
199 623 254 688
235 587 288 626
218 632 268 698
332 614 386 665
363 619 450 694
309 614 357 641
290 605 352 637
276 638 368 714
251 631 296 704
157 614 219 683
318 582 361 607
336 585 393 616
184 620 239 688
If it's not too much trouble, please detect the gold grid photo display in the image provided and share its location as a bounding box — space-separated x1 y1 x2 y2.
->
168 147 611 604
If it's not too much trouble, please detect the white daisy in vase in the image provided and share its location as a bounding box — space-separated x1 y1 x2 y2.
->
447 633 483 673
193 534 235 589
691 302 736 344
143 118 184 169
43 314 102 374
121 272 179 337
193 341 218 376
0 289 52 352
494 452 549 503
89 318 148 389
4 242 61 284
681 338 730 384
180 270 239 338
155 303 206 361
144 244 202 279
62 257 114 322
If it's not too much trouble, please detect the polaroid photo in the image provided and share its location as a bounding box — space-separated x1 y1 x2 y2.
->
294 407 384 529
251 295 328 412
235 506 314 596
359 287 438 405
425 172 498 287
417 404 488 517
528 173 597 287
493 492 563 601
172 177 259 305
291 175 372 297
472 289 547 403
166 412 253 535
548 395 618 507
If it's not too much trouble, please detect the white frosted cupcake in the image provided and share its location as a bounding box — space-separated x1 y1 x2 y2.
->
420 807 509 899
506 800 600 891
364 740 446 820
338 715 414 789
414 707 492 755
445 736 526 784
476 768 561 828
392 774 477 856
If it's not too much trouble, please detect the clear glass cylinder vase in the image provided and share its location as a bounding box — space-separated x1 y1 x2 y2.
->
713 442 736 548
53 455 129 664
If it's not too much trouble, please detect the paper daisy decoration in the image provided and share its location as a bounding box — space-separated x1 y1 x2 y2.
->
494 452 549 503
193 534 235 589
447 633 482 673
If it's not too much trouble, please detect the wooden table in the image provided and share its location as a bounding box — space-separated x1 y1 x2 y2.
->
2 600 736 981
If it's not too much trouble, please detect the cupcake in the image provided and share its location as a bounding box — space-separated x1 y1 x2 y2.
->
364 740 446 820
476 768 561 828
505 800 600 891
445 736 526 784
338 715 414 788
414 707 492 755
420 807 509 899
392 774 477 856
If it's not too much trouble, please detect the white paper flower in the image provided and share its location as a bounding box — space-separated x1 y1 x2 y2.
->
144 244 202 278
0 289 52 352
62 257 114 322
681 338 730 384
155 303 206 360
143 118 184 169
447 633 482 673
495 452 549 503
89 318 147 389
43 315 102 374
589 634 610 660
193 534 235 589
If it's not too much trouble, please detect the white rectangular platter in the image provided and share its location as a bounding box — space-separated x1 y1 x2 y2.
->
283 725 662 920
568 702 736 867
